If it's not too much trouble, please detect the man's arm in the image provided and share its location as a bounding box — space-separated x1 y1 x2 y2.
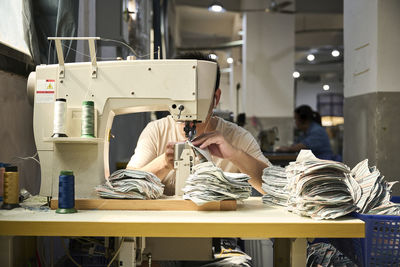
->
230 149 269 194
192 131 269 194
126 142 176 181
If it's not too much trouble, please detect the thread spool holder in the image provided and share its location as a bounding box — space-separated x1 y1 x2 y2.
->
49 37 99 79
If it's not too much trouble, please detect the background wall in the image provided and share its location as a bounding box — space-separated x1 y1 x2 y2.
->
0 71 40 195
242 12 295 146
296 81 343 110
243 13 294 117
344 0 400 193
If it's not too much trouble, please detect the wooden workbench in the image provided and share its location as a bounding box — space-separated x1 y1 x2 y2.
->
0 197 364 266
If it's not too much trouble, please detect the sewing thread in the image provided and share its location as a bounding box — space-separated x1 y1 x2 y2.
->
52 98 68 137
81 101 95 138
56 170 77 214
2 166 20 210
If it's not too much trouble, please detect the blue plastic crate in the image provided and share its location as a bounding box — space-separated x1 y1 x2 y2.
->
350 196 400 267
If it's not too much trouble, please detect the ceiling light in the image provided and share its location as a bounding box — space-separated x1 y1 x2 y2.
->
209 53 218 60
323 84 330 91
227 57 233 64
331 50 340 57
307 54 315 61
208 2 225 12
293 71 300 78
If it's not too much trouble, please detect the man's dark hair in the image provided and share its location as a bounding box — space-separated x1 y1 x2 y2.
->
295 105 322 125
175 51 220 92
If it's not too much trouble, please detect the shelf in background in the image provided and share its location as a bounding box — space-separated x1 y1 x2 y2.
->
43 137 103 144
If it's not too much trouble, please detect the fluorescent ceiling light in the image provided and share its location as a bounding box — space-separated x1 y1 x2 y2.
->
227 57 233 64
307 54 315 61
293 71 300 78
331 50 340 57
323 84 330 91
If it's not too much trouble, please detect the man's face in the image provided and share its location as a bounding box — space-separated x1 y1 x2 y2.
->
204 89 220 124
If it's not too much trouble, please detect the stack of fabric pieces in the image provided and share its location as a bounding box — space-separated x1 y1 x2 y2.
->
285 150 357 220
95 169 164 199
307 242 356 267
351 159 400 215
183 162 252 206
261 166 288 207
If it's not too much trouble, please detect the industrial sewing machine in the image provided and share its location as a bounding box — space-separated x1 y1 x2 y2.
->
27 37 217 199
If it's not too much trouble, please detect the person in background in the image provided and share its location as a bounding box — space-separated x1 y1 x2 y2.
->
276 105 335 160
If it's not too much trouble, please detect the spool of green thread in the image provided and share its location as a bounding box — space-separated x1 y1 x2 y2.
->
81 101 95 138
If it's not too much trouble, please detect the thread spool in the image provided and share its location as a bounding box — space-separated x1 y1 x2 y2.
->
0 163 6 201
52 98 68 137
56 170 77 214
81 101 95 138
2 166 20 210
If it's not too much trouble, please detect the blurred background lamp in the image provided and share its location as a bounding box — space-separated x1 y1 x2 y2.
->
227 57 233 64
208 2 225 12
307 54 315 61
293 71 300 78
209 53 218 60
323 84 330 91
331 50 340 57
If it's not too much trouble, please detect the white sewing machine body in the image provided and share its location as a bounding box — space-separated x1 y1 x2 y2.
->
28 52 216 198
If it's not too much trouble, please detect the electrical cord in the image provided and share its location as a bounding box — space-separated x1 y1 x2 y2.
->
61 238 82 267
48 37 159 65
107 237 125 267
100 38 137 56
10 152 40 165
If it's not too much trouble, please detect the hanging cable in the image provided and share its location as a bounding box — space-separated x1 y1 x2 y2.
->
60 41 157 61
100 38 137 56
11 152 40 165
61 238 82 267
107 237 125 267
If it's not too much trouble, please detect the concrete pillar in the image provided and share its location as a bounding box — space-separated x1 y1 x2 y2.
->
243 10 295 146
344 0 400 193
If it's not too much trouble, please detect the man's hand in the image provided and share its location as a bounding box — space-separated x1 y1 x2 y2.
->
192 131 268 194
191 131 238 159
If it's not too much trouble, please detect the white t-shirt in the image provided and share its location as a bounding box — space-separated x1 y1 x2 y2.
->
127 115 270 195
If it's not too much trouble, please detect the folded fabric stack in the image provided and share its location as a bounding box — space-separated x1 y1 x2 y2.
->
95 169 164 199
261 166 289 207
285 150 357 220
183 162 252 206
307 242 356 267
351 159 400 215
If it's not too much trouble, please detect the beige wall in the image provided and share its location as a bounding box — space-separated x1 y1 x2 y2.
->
243 12 294 117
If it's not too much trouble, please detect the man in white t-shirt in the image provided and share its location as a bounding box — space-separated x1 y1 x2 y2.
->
127 52 270 196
